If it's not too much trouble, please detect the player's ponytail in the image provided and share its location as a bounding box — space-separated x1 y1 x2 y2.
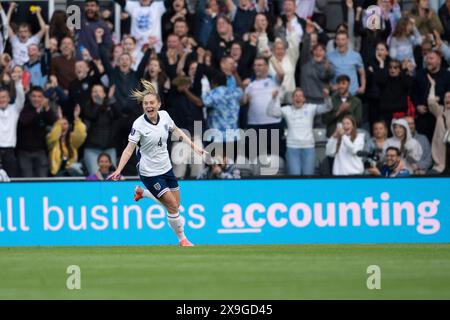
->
131 79 161 103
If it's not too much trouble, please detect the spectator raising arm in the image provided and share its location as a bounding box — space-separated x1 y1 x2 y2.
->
12 73 25 113
266 90 283 118
33 6 47 40
0 3 7 53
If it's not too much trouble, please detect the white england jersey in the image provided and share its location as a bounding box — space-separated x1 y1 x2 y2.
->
128 110 175 177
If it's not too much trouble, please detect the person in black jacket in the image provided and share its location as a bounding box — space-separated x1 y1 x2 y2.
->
17 86 57 177
207 15 241 68
97 27 152 117
82 84 121 175
411 50 450 141
366 41 391 127
374 58 414 131
161 0 195 43
68 59 102 118
438 0 450 42
354 6 391 66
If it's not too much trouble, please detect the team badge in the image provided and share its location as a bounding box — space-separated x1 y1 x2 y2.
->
154 183 161 191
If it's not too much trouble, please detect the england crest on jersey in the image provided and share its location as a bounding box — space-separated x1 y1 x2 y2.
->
153 182 161 191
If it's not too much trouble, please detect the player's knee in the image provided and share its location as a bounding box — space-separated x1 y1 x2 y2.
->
166 201 178 214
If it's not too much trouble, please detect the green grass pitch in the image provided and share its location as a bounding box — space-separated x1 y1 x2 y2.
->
0 244 449 299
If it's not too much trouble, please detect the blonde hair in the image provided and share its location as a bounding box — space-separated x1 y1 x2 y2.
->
131 79 160 103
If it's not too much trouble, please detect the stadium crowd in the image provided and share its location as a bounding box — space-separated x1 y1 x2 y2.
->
0 0 450 180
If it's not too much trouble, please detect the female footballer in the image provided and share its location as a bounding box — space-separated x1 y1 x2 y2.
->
108 80 205 247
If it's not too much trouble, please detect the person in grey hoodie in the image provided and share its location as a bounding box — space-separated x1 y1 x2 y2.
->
383 118 423 174
300 26 334 104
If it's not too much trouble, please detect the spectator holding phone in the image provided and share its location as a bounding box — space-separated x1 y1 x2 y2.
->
325 115 365 176
6 2 47 66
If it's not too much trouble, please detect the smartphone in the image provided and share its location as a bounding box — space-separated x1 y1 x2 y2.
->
337 123 343 130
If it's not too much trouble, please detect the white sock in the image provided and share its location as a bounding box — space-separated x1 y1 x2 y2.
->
167 212 186 241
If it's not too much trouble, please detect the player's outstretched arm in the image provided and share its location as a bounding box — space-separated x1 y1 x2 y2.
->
172 126 206 156
108 141 137 180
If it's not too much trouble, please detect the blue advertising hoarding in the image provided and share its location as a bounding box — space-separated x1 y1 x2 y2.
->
0 178 449 246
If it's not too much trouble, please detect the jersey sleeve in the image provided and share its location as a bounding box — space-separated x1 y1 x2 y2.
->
161 110 175 132
128 125 142 144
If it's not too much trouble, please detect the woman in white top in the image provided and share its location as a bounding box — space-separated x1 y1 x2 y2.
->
388 17 422 68
123 35 144 71
268 35 300 105
252 12 275 55
267 88 332 175
326 115 365 175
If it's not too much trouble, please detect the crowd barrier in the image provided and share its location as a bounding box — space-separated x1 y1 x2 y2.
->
0 177 449 246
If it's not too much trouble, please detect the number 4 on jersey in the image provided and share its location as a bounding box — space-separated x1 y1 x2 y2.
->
158 137 162 147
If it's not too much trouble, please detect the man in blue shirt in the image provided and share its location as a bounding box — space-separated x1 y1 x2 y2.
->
327 31 366 96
